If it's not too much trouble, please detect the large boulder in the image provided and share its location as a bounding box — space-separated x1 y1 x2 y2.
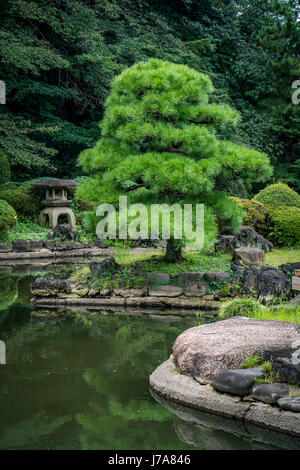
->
241 265 291 302
279 262 300 275
236 226 273 253
32 277 67 297
89 256 117 278
234 247 265 265
215 226 273 254
173 317 300 383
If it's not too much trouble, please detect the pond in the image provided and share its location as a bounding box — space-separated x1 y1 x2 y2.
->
0 268 298 450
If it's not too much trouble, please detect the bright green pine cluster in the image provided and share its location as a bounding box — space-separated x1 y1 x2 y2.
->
77 59 273 238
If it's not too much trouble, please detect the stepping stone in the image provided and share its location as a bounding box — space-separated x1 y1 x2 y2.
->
185 282 208 297
29 240 44 251
176 272 203 286
278 397 300 413
147 272 170 285
203 272 230 282
0 245 12 253
212 368 264 396
252 383 289 404
149 285 183 297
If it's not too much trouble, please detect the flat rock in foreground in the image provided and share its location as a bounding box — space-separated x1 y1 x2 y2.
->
173 317 300 382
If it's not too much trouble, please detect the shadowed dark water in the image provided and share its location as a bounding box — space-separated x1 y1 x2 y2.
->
0 273 297 450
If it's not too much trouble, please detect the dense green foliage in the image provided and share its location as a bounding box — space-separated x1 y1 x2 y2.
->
1 0 299 187
254 183 300 209
231 197 270 235
0 187 38 215
0 152 11 184
268 205 300 246
0 199 17 234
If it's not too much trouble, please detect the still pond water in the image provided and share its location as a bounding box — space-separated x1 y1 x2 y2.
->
0 269 299 450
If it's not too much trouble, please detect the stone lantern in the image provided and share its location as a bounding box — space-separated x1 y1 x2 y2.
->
32 179 78 229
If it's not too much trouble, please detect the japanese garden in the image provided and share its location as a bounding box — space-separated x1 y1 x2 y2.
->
0 0 300 452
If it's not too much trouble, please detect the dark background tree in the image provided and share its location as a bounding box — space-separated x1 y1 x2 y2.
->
0 0 299 189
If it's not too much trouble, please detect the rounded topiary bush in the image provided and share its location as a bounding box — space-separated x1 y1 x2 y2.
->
254 183 300 209
0 187 38 215
0 152 11 185
219 298 264 320
0 199 17 234
268 205 300 247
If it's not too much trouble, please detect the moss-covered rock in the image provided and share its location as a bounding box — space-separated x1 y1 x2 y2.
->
0 199 17 234
254 183 300 209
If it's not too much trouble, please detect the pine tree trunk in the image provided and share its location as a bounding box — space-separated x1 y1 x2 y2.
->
165 237 183 263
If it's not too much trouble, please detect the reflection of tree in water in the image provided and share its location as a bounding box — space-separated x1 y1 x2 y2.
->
0 273 19 318
75 314 194 450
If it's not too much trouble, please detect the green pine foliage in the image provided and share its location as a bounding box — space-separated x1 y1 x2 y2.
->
78 60 272 255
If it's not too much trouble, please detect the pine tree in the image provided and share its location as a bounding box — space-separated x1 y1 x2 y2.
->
77 59 273 261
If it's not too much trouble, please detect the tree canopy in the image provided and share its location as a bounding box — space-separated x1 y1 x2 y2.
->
0 0 298 188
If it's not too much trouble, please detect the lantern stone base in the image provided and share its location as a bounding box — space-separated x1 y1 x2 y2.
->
39 207 76 229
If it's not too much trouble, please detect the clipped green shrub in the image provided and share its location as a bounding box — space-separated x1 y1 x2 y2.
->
0 187 38 215
268 205 300 246
0 199 17 234
219 298 264 320
254 183 300 209
231 197 270 235
0 152 11 184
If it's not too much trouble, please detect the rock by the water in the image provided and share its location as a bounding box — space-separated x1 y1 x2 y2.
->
185 282 208 297
252 383 289 404
203 272 230 283
176 272 203 286
89 257 117 278
272 358 300 385
12 239 30 252
234 247 265 265
212 368 264 396
29 240 44 251
278 397 300 413
32 277 67 297
0 245 12 253
149 285 183 297
173 317 300 383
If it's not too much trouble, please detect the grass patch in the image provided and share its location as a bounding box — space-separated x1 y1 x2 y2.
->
251 306 300 324
1 221 49 244
130 251 231 276
265 248 300 267
241 355 264 369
